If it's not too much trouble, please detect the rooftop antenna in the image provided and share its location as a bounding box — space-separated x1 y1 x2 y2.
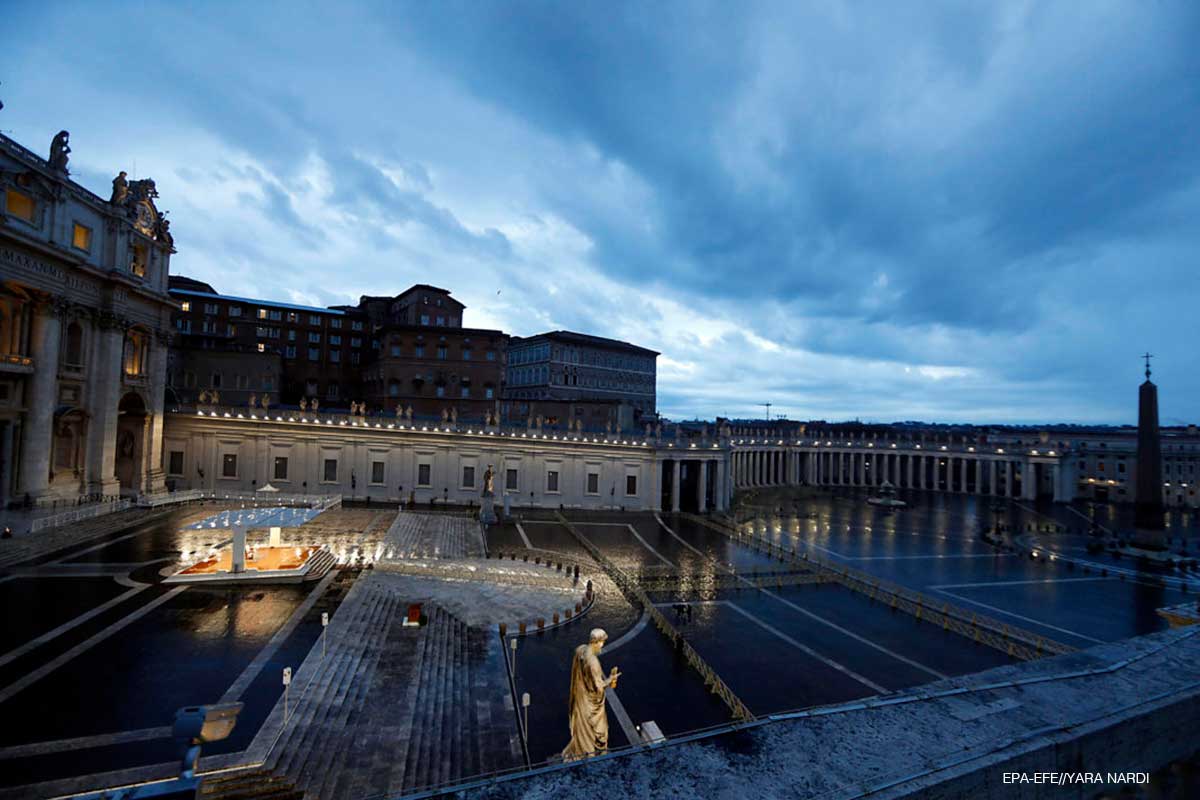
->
760 402 772 421
1142 352 1153 381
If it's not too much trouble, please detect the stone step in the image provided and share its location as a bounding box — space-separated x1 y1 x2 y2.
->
380 603 437 795
303 548 335 581
271 579 384 777
200 768 303 800
402 607 449 791
304 590 400 798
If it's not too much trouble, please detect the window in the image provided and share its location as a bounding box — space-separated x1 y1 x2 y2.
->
308 347 320 361
437 346 447 360
226 324 237 336
6 189 35 222
351 337 362 348
228 305 241 317
506 468 518 492
131 244 148 277
122 330 149 376
329 335 342 346
546 470 560 493
274 457 289 480
331 318 342 329
168 450 185 476
462 465 475 488
72 222 92 251
64 322 84 366
329 350 341 363
485 387 494 400
417 463 432 487
257 343 266 353
327 383 339 398
486 350 497 361
420 314 430 325
414 345 425 358
389 345 401 357
222 453 238 478
180 301 191 312
371 461 385 484
460 387 469 398
269 310 282 321
350 352 360 365
626 475 638 496
258 309 268 320
309 315 321 325
262 376 274 391
587 472 600 495
309 332 321 343
204 303 219 314
462 348 472 360
351 321 363 331
388 380 401 397
305 380 318 396
435 385 445 398
211 372 223 388
436 316 445 326
323 458 338 482
285 345 296 359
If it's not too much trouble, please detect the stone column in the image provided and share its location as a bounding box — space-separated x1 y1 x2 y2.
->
1052 463 1064 503
1023 461 1038 500
87 317 125 497
1004 462 1013 498
671 459 681 512
138 332 170 495
918 455 926 489
976 459 985 495
698 460 708 512
906 454 914 489
990 461 998 496
715 457 726 510
18 303 63 501
960 457 968 493
0 421 14 506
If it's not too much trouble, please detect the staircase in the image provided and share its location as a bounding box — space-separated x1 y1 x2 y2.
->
234 565 522 800
383 513 482 560
200 768 302 800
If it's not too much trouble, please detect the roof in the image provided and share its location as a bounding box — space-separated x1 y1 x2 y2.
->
510 330 659 356
169 288 358 317
397 284 454 297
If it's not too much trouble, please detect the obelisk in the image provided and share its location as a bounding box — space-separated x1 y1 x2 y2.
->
1132 354 1166 550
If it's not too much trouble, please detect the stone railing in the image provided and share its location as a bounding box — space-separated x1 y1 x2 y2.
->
29 499 132 533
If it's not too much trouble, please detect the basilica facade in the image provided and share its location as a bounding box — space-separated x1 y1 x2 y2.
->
0 131 175 507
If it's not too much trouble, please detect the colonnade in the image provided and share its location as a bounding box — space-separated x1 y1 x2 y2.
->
730 445 1071 502
663 456 729 513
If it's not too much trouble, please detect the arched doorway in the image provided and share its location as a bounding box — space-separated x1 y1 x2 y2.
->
116 392 147 495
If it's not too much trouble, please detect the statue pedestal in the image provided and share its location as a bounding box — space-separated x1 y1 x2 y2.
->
480 494 498 525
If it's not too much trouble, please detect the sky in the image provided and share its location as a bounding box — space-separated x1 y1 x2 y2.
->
3 1 1198 425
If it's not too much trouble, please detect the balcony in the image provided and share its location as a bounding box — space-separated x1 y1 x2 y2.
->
0 354 34 375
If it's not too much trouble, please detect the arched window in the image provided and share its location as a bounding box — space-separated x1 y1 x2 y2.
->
388 380 401 397
122 329 149 376
64 321 84 366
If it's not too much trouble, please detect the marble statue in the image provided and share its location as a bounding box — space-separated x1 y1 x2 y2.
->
311 398 319 412
261 394 272 410
155 212 173 247
299 398 308 411
248 393 257 409
441 408 449 423
49 130 71 172
198 389 209 405
111 171 129 204
405 405 413 422
451 408 458 423
350 401 358 415
562 628 620 761
210 389 220 404
482 465 495 496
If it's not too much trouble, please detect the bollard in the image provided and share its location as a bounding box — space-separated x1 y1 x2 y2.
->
499 623 507 636
535 557 541 564
553 612 560 624
575 602 582 613
557 562 563 571
519 621 527 635
537 618 545 630
523 554 529 562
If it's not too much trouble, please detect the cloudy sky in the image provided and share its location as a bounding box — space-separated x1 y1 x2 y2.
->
4 1 1198 425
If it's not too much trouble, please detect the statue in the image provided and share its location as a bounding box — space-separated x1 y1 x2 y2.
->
405 405 413 422
210 389 220 405
311 398 319 412
561 628 620 761
450 407 458 423
155 212 174 247
261 394 272 410
441 408 449 423
350 401 358 415
482 465 495 496
248 393 257 409
198 389 209 405
395 404 404 418
48 130 71 172
645 423 652 436
111 171 129 204
299 398 308 411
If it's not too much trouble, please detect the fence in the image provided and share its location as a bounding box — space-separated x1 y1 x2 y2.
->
687 513 1074 661
28 500 132 533
553 512 754 721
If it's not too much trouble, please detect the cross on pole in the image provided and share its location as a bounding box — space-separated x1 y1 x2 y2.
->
1142 352 1153 380
761 402 772 421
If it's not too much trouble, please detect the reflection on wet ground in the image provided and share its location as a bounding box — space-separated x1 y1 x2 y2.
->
0 490 1189 790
